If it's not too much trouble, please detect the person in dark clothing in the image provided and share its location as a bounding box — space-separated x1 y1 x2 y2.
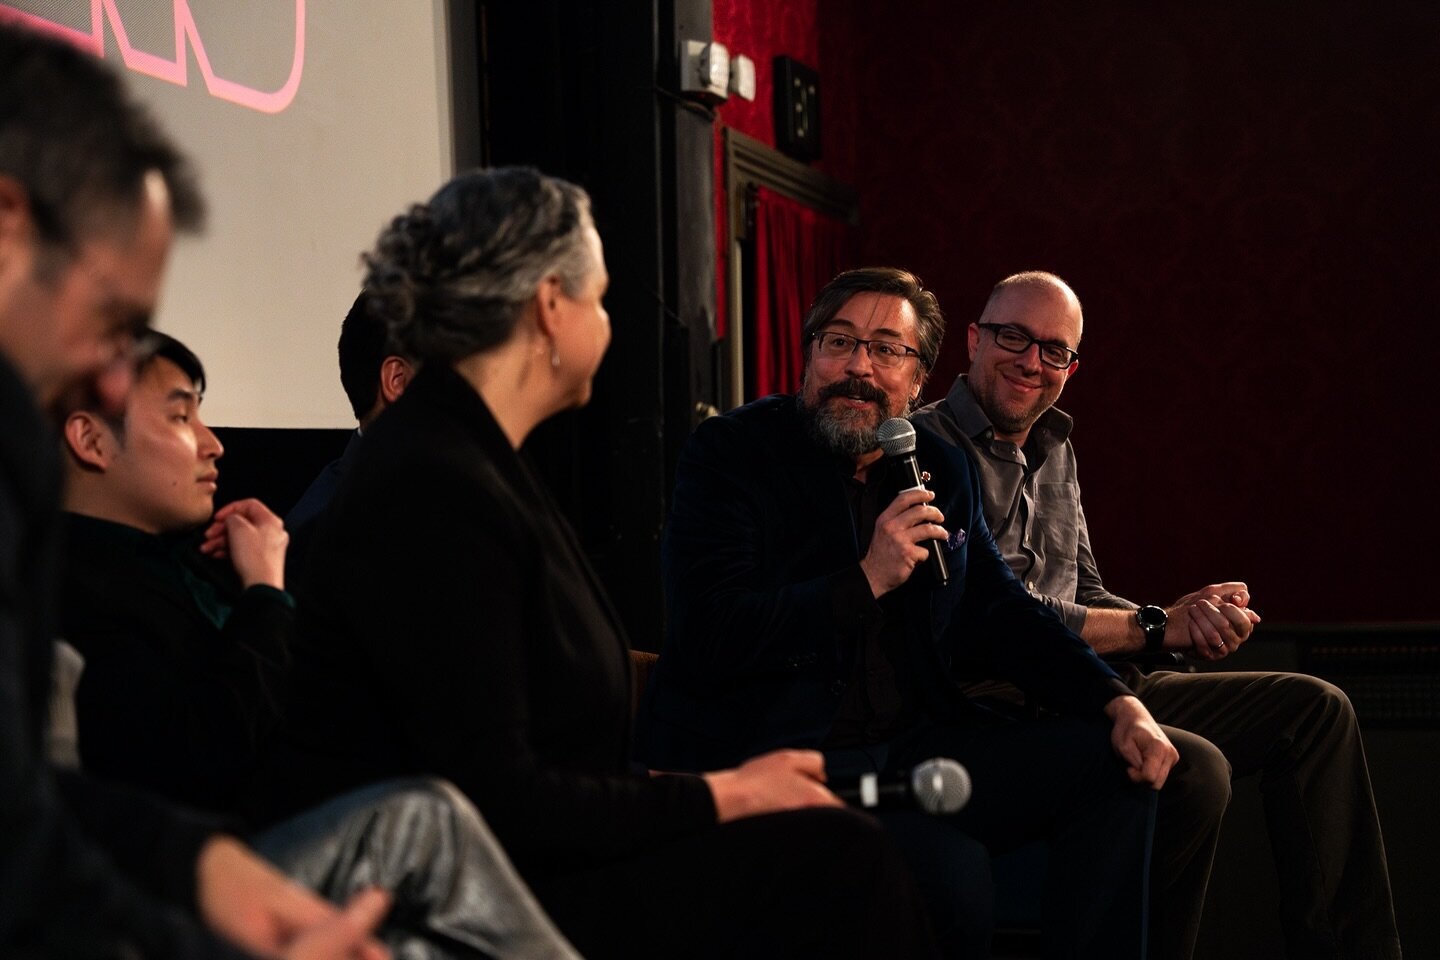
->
911 269 1400 960
60 333 293 813
264 167 942 959
59 332 583 960
285 290 415 585
0 21 389 959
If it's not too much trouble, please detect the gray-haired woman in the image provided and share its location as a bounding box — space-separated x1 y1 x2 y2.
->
268 167 939 958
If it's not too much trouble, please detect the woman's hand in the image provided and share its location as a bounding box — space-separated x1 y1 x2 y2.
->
702 749 842 822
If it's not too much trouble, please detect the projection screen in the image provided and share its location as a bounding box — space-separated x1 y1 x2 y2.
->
2 0 472 426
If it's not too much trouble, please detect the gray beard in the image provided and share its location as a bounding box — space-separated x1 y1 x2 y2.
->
798 396 882 458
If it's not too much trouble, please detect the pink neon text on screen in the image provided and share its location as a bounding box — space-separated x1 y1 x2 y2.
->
0 0 305 114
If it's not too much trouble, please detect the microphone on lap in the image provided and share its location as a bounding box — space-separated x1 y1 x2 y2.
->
833 757 972 815
876 417 949 585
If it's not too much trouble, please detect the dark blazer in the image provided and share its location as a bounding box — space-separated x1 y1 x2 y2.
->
0 354 248 959
284 428 362 587
59 513 294 818
643 395 1126 772
265 365 713 877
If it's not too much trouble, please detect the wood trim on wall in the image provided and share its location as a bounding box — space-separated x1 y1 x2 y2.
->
722 128 858 408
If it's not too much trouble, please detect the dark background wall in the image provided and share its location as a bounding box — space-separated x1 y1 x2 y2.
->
720 0 1440 624
476 0 719 651
478 0 670 652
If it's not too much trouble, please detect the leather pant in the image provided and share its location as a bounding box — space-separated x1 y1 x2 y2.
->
252 778 580 960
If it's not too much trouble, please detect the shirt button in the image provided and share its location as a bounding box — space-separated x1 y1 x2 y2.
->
830 680 846 696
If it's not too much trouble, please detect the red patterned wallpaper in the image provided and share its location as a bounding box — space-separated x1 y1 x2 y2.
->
711 0 822 336
723 0 1440 622
712 0 819 146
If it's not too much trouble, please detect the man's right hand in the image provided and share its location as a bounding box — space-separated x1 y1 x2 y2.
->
1103 695 1178 789
859 489 948 598
702 749 843 822
201 498 289 591
1163 581 1260 661
283 889 392 960
196 836 390 960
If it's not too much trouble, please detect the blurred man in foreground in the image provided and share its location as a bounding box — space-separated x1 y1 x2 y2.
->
0 21 388 958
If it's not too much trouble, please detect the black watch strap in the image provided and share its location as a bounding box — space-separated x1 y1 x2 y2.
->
1137 605 1168 652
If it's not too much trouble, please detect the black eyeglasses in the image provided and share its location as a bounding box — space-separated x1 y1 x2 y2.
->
810 330 924 369
977 323 1079 369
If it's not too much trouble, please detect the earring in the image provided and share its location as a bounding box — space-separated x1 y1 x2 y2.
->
551 346 561 369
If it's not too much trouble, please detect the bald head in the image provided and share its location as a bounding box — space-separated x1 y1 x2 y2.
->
980 271 1084 341
965 271 1084 445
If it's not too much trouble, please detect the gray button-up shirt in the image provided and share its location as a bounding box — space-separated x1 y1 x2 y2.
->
912 376 1136 635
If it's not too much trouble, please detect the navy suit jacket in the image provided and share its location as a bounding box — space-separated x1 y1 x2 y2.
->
643 395 1125 772
284 429 362 588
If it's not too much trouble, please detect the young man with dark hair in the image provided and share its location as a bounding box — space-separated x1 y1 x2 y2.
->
61 332 292 810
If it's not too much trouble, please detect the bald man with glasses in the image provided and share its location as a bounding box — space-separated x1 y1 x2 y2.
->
912 270 1400 960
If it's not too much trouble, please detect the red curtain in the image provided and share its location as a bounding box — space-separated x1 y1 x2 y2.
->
750 186 854 397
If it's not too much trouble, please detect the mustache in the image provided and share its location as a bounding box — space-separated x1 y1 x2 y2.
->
818 378 888 406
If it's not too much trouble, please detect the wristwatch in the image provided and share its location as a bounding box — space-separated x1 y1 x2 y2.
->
1136 605 1168 652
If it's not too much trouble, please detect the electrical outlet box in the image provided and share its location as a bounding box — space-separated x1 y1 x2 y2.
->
773 56 820 161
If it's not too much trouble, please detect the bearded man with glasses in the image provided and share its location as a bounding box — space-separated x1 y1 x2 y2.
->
644 266 1177 958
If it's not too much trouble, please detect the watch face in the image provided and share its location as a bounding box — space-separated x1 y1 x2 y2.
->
1138 605 1168 628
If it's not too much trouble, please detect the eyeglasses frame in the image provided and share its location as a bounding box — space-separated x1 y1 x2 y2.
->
976 322 1080 369
809 329 926 369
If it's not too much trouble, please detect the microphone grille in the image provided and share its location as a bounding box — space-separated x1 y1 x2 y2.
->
876 417 917 457
910 757 972 815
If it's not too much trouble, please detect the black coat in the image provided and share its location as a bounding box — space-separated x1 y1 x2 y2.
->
60 513 294 818
265 365 713 878
643 394 1127 772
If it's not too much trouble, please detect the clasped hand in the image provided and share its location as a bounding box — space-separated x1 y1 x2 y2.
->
1163 581 1260 661
200 498 289 590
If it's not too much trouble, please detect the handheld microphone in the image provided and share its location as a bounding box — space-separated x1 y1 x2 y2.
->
876 417 949 585
834 757 972 815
